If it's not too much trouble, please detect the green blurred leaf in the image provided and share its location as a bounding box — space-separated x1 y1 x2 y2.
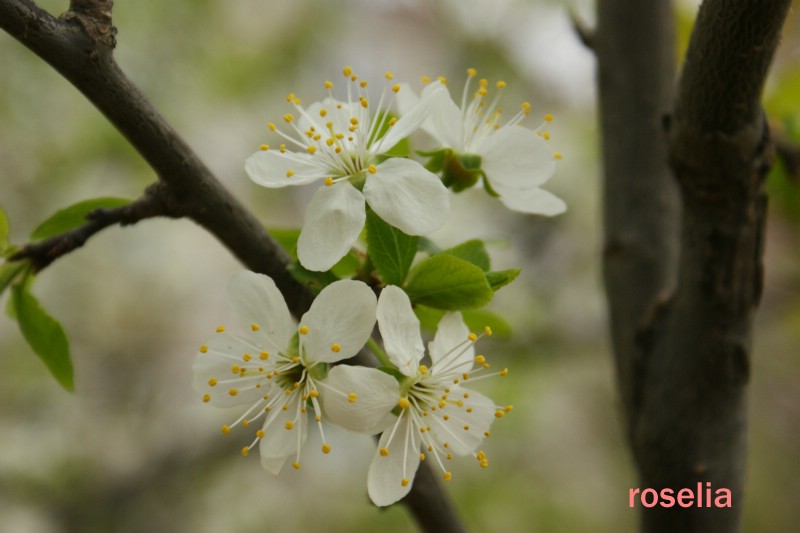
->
0 261 28 296
442 239 491 272
366 208 418 286
485 269 520 292
287 261 339 294
405 254 493 310
416 237 442 256
31 197 131 241
268 227 301 259
11 280 74 391
414 304 512 339
0 206 9 253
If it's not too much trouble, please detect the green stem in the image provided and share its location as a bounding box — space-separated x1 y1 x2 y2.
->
367 337 392 367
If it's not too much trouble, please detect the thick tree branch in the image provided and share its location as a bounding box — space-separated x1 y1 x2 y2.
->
0 0 464 530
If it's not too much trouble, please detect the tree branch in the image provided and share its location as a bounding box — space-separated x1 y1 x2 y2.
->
0 0 464 530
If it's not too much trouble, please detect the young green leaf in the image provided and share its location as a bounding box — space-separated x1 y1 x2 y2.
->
414 304 513 339
268 227 301 259
441 239 491 272
485 269 521 292
365 208 418 286
287 261 339 294
31 197 131 241
0 261 28 296
11 281 74 391
0 206 9 253
405 254 493 310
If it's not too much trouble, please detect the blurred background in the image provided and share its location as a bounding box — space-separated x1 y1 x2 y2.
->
1 0 798 531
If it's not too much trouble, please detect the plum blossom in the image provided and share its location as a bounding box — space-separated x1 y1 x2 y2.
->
245 67 450 272
192 271 376 473
398 69 566 216
322 286 510 506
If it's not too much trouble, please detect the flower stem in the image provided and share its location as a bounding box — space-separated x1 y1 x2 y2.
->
367 337 392 367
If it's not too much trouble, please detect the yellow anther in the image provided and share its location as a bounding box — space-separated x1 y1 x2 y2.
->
331 343 341 353
385 71 394 80
398 397 410 409
292 461 301 470
467 67 477 77
221 425 230 435
242 419 249 428
322 443 331 454
388 117 397 126
418 364 428 374
325 138 334 147
521 101 531 114
500 368 509 377
504 405 513 413
207 377 218 387
495 410 505 418
468 333 478 342
231 364 240 374
443 472 452 481
315 414 321 422
484 431 491 437
309 389 319 398
484 326 492 336
294 382 301 389
324 80 333 89
543 131 551 140
283 113 293 123
379 447 390 457
463 392 470 399
199 344 208 353
256 430 265 439
228 388 238 397
279 144 287 153
259 144 269 151
401 478 410 487
347 392 357 403
480 459 489 468
299 325 309 335
324 177 334 187
479 78 488 87
202 394 210 403
368 165 377 174
241 447 249 457
447 453 453 460
216 325 225 333
553 152 563 160
477 450 486 461
307 145 317 155
545 113 554 122
437 76 447 85
351 75 358 82
392 84 401 93
260 351 269 360
349 117 359 126
342 66 352 77
456 400 464 407
242 353 252 362
285 421 294 430
286 169 295 178
360 80 368 88
462 373 469 381
438 400 446 409
335 146 342 154
474 355 486 365
496 80 507 89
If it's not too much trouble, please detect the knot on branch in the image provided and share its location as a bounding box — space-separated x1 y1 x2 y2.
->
64 0 116 49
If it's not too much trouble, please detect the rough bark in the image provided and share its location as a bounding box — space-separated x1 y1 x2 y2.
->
0 1 465 531
596 0 790 531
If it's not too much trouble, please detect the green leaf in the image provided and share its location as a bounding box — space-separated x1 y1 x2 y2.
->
442 239 491 272
414 304 513 339
31 197 131 241
287 261 339 294
0 206 9 253
366 208 418 286
416 237 442 256
404 254 493 310
11 280 74 391
485 269 520 292
0 261 28 296
330 250 362 279
268 227 301 259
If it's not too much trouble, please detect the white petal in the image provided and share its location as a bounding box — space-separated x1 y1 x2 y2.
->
429 312 474 376
429 388 495 455
363 158 449 235
321 365 399 434
228 271 295 354
394 84 437 141
426 83 465 151
479 125 555 190
192 333 273 407
299 279 377 363
245 149 324 188
376 286 424 376
374 82 446 153
296 183 366 271
368 414 421 507
494 184 567 216
259 392 307 474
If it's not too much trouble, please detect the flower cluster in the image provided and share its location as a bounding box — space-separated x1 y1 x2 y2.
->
193 67 564 508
